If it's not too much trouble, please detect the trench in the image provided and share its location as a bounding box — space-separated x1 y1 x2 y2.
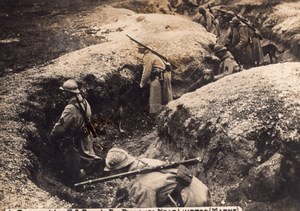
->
7 1 300 208
18 71 157 207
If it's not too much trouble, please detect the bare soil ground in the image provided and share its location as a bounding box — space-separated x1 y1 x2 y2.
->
0 0 300 210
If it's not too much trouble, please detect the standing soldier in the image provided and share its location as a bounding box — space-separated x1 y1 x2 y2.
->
216 10 235 45
198 7 220 37
138 45 173 114
174 0 199 15
51 79 101 182
213 44 242 81
104 148 213 207
228 17 264 68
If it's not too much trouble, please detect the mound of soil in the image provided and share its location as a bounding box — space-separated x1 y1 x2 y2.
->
0 7 215 209
152 62 300 210
1 1 300 210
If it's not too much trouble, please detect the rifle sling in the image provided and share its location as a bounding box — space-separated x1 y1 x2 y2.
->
73 96 90 131
169 183 185 207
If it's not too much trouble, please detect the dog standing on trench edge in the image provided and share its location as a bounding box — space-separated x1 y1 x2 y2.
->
262 43 285 64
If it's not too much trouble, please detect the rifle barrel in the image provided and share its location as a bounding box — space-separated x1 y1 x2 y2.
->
126 34 177 69
74 157 201 186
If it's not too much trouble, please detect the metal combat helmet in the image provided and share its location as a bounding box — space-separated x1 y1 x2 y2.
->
230 17 240 25
104 148 135 171
59 79 80 93
199 7 206 14
214 44 227 54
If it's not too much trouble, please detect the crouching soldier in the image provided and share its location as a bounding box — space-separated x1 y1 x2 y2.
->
104 148 213 207
213 44 242 81
51 79 102 182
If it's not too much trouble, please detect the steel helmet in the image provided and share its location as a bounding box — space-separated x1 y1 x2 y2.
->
59 79 80 93
224 11 235 18
214 44 227 54
104 148 135 171
230 17 240 25
199 7 206 13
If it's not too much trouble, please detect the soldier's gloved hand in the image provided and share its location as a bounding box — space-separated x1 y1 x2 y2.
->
139 83 143 88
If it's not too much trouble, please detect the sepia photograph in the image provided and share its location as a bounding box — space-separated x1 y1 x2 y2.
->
0 0 299 210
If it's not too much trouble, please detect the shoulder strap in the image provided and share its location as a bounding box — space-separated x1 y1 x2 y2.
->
69 99 87 113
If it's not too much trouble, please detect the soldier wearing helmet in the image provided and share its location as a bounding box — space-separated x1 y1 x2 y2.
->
137 43 173 114
105 148 213 208
228 16 264 68
51 79 101 182
213 44 242 81
197 7 220 37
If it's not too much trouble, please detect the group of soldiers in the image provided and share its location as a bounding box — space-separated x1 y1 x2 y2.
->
197 6 264 69
50 41 213 207
173 0 265 69
51 80 211 207
50 3 267 208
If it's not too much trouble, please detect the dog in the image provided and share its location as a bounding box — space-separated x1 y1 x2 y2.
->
262 43 285 64
115 64 148 133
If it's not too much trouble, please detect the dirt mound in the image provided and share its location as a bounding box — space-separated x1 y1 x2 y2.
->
0 6 215 209
262 2 300 57
1 1 300 210
34 6 216 98
151 62 300 210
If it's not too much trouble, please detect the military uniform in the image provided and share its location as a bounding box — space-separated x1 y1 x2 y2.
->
198 9 220 37
174 0 199 15
51 80 98 180
128 158 212 207
215 51 241 81
229 19 264 68
104 148 213 208
140 50 173 114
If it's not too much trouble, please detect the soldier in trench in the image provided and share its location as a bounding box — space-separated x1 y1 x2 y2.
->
213 44 242 81
50 79 102 182
226 17 264 68
198 7 220 37
105 148 213 207
137 45 173 115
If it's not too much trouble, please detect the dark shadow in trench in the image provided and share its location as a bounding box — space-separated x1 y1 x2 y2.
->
18 70 156 207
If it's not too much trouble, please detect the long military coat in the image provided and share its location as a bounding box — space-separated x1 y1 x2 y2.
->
198 12 220 36
128 158 213 207
231 24 264 67
214 51 240 81
51 95 96 162
140 50 173 114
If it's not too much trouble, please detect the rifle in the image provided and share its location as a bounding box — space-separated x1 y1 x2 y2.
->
234 14 263 40
74 157 202 186
216 9 263 39
126 34 177 70
207 4 214 16
74 95 97 138
215 8 233 16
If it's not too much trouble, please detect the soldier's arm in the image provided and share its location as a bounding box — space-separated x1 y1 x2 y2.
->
214 58 239 81
236 26 249 49
51 105 75 138
140 54 153 88
214 65 229 81
206 13 213 32
214 73 225 81
129 181 156 208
